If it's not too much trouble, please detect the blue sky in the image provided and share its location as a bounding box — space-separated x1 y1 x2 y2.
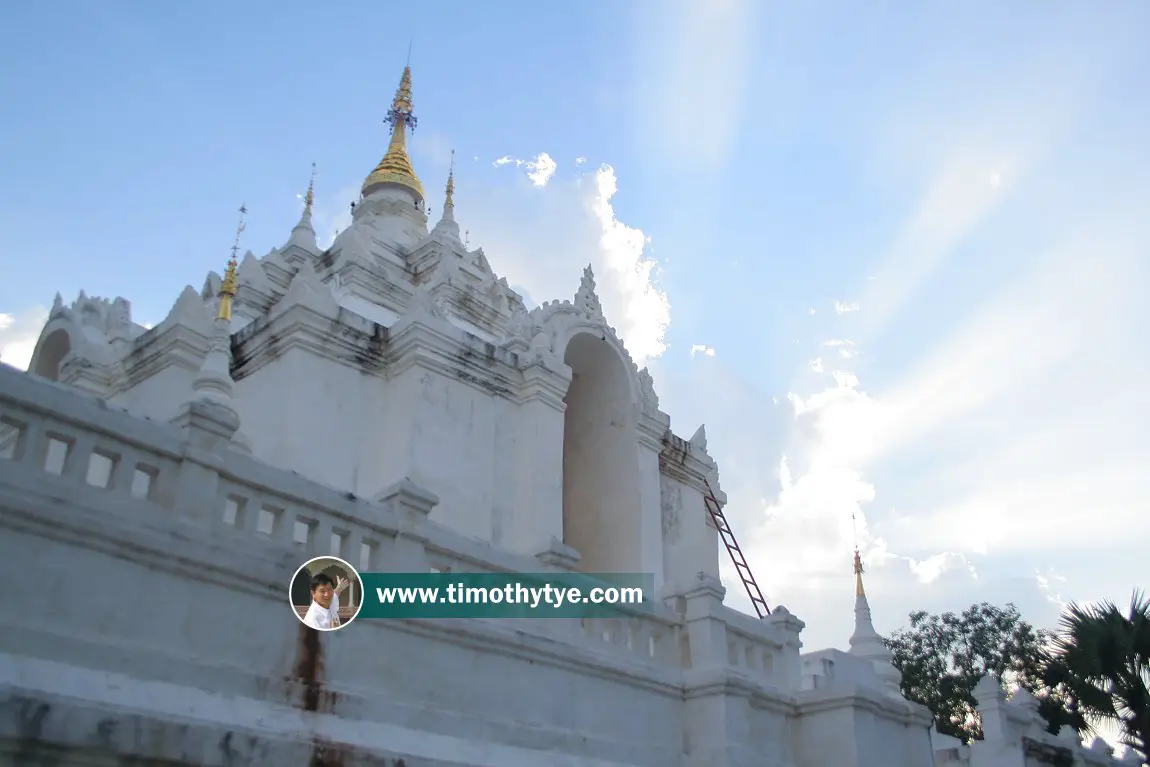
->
2 0 1148 667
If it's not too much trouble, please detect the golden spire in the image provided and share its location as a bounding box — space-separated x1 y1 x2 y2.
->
361 66 425 202
217 203 246 321
854 549 866 598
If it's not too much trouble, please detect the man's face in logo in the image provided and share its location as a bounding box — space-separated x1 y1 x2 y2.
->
312 581 334 609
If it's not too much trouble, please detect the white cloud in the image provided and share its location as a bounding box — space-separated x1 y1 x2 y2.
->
1035 569 1067 606
586 166 671 363
493 153 558 188
575 157 587 165
808 357 824 373
822 339 859 360
834 301 860 314
906 552 976 584
0 306 49 370
690 344 715 358
452 158 670 367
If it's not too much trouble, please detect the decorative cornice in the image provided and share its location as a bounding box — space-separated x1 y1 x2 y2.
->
350 194 428 228
386 319 520 399
516 364 571 410
324 260 411 314
796 683 932 724
116 325 215 393
57 356 115 396
766 605 806 637
230 296 553 406
408 236 465 276
681 667 799 714
277 241 317 267
659 429 716 491
637 409 671 451
256 250 296 289
229 305 388 383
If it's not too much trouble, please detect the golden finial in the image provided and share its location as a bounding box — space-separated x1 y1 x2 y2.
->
304 163 316 210
361 66 424 201
444 149 456 214
851 511 866 597
854 549 866 597
217 203 245 321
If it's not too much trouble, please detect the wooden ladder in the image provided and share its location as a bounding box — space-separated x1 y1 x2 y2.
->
703 478 771 618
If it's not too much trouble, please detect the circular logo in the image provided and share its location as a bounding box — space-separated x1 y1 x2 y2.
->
289 556 364 632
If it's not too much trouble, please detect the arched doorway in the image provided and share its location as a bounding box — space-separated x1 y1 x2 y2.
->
33 329 71 381
561 331 642 573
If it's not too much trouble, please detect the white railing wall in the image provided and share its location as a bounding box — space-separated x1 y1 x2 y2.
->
0 363 798 687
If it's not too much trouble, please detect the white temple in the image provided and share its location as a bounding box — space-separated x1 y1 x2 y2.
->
1 65 1131 767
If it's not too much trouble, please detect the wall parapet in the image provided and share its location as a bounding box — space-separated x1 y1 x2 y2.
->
0 362 804 693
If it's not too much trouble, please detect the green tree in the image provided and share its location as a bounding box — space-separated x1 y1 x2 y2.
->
1043 591 1150 764
885 602 1084 743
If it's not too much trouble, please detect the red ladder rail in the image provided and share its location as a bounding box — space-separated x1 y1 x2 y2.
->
702 478 771 618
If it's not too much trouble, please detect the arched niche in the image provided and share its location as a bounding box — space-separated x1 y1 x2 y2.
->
559 328 642 574
30 327 73 381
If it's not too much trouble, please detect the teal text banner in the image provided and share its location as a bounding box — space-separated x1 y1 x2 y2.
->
357 572 655 619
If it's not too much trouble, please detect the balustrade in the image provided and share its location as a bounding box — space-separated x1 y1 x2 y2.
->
0 365 799 686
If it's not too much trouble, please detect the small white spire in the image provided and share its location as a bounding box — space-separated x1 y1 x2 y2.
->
847 543 902 695
171 210 252 454
288 163 318 251
430 151 462 243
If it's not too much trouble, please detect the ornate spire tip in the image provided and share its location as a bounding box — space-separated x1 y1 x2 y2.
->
304 163 316 209
853 549 866 598
218 204 245 321
362 65 424 201
230 203 247 258
446 149 456 199
386 66 416 130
